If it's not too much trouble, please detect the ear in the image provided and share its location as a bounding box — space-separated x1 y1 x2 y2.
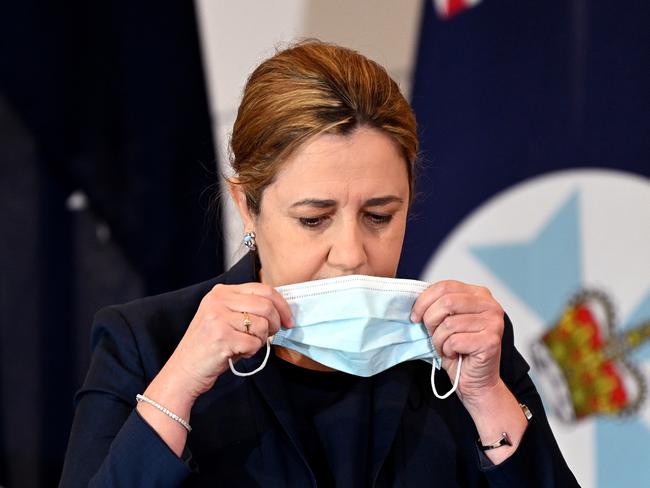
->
228 178 256 231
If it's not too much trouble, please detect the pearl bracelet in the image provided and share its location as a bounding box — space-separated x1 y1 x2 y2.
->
136 394 192 432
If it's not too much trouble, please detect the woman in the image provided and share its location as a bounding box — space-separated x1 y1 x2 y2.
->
60 41 578 487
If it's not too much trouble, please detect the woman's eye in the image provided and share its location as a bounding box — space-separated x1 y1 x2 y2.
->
366 213 393 225
299 216 328 228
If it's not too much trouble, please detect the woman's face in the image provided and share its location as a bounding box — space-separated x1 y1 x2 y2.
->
234 126 410 287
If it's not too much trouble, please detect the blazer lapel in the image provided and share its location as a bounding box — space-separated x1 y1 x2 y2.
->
370 364 415 484
236 351 315 482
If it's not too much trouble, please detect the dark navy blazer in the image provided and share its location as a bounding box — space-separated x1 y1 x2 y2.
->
60 254 579 487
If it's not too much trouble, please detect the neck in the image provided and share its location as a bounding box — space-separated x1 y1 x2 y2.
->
274 346 336 372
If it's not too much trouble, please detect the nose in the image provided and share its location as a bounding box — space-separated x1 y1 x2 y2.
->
327 219 367 273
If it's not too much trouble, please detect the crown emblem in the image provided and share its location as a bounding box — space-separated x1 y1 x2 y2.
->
531 289 649 422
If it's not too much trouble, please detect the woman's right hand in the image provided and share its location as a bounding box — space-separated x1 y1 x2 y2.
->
167 282 295 399
136 282 293 456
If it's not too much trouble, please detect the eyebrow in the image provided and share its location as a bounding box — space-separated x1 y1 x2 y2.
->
364 196 404 207
290 198 337 209
289 195 404 208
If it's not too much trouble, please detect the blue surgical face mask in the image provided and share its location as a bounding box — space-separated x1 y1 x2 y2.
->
228 275 462 399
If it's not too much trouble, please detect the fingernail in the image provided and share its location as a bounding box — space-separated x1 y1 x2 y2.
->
410 313 417 322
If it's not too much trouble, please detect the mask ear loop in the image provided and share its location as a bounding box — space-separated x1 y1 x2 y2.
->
229 338 272 377
431 355 463 399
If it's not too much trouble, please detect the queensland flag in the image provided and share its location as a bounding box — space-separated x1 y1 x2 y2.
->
401 1 650 486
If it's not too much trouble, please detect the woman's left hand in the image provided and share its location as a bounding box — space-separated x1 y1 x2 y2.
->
410 280 505 402
411 280 529 464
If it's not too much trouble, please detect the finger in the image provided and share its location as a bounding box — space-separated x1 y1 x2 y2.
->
223 293 282 332
252 314 277 337
227 330 268 359
231 311 270 345
430 314 486 357
235 283 295 328
411 280 491 322
421 293 497 333
439 329 502 361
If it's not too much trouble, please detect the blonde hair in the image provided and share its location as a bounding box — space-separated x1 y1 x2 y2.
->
230 40 418 213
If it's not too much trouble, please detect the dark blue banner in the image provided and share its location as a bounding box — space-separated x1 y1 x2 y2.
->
401 0 649 277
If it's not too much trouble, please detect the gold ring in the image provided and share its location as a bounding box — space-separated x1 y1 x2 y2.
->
242 312 252 334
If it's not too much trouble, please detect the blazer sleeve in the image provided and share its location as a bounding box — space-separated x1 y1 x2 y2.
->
59 306 192 487
478 314 580 487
